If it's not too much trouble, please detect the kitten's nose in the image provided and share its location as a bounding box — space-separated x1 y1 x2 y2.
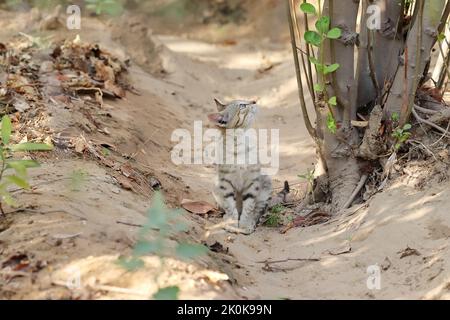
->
250 100 257 104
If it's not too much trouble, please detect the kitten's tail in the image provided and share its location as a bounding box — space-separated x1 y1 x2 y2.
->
275 181 290 204
281 181 290 195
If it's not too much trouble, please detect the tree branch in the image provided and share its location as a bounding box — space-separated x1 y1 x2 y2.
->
288 0 317 139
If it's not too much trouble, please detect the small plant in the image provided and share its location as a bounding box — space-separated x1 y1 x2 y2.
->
0 115 53 215
85 0 124 16
118 191 209 300
264 204 285 227
391 112 400 123
298 168 315 202
69 169 88 191
392 123 412 151
301 1 342 133
101 146 111 157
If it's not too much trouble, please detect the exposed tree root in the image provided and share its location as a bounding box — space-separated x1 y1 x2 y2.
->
358 105 386 159
412 107 450 137
343 174 368 209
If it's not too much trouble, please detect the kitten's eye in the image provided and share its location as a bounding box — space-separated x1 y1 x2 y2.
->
239 104 246 109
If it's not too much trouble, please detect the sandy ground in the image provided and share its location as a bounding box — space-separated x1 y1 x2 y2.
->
1 1 450 299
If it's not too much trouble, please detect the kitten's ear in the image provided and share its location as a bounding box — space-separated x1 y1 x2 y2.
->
208 113 227 126
214 98 226 112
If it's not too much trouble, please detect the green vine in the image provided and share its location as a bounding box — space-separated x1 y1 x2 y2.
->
0 115 53 214
300 1 342 134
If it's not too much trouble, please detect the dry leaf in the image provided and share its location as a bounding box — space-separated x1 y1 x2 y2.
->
104 80 125 98
181 199 217 215
198 270 229 284
94 59 115 82
399 246 421 259
12 96 30 112
220 39 237 46
73 137 86 153
381 257 392 271
116 175 133 190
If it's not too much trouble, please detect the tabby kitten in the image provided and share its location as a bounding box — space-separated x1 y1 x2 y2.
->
207 98 272 235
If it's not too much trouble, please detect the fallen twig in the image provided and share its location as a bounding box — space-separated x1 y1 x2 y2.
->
116 220 143 228
256 257 320 264
412 107 450 137
408 139 437 161
414 104 439 115
52 232 83 240
429 120 450 147
5 207 87 221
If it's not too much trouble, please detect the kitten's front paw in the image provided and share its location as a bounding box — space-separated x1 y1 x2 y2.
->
240 225 256 235
223 213 239 232
238 220 257 235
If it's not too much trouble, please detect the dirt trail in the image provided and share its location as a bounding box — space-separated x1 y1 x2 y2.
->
2 3 450 300
153 31 450 300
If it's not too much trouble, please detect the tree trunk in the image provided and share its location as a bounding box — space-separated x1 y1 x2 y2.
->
320 0 361 211
384 0 447 123
358 0 404 107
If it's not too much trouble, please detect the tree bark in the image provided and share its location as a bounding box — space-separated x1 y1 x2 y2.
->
372 0 405 95
358 0 404 107
384 0 447 123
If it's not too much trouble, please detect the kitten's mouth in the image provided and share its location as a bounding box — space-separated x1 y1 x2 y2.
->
208 113 228 127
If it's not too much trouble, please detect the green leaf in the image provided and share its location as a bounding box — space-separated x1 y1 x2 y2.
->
308 56 321 66
1 115 12 145
153 286 180 300
142 192 167 231
173 221 189 232
175 243 208 260
2 191 17 207
5 175 30 189
327 113 337 134
313 83 324 92
10 143 53 152
69 169 88 191
438 33 446 42
103 2 124 16
328 96 337 106
315 16 330 34
327 27 342 39
6 160 40 169
7 160 39 178
391 112 400 122
7 162 26 177
300 3 316 15
133 240 164 256
324 63 340 74
304 31 322 47
403 123 412 131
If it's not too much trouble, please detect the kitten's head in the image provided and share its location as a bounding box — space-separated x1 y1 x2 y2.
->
207 98 258 129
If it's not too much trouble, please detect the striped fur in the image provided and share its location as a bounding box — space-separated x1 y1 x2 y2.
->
208 99 272 235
